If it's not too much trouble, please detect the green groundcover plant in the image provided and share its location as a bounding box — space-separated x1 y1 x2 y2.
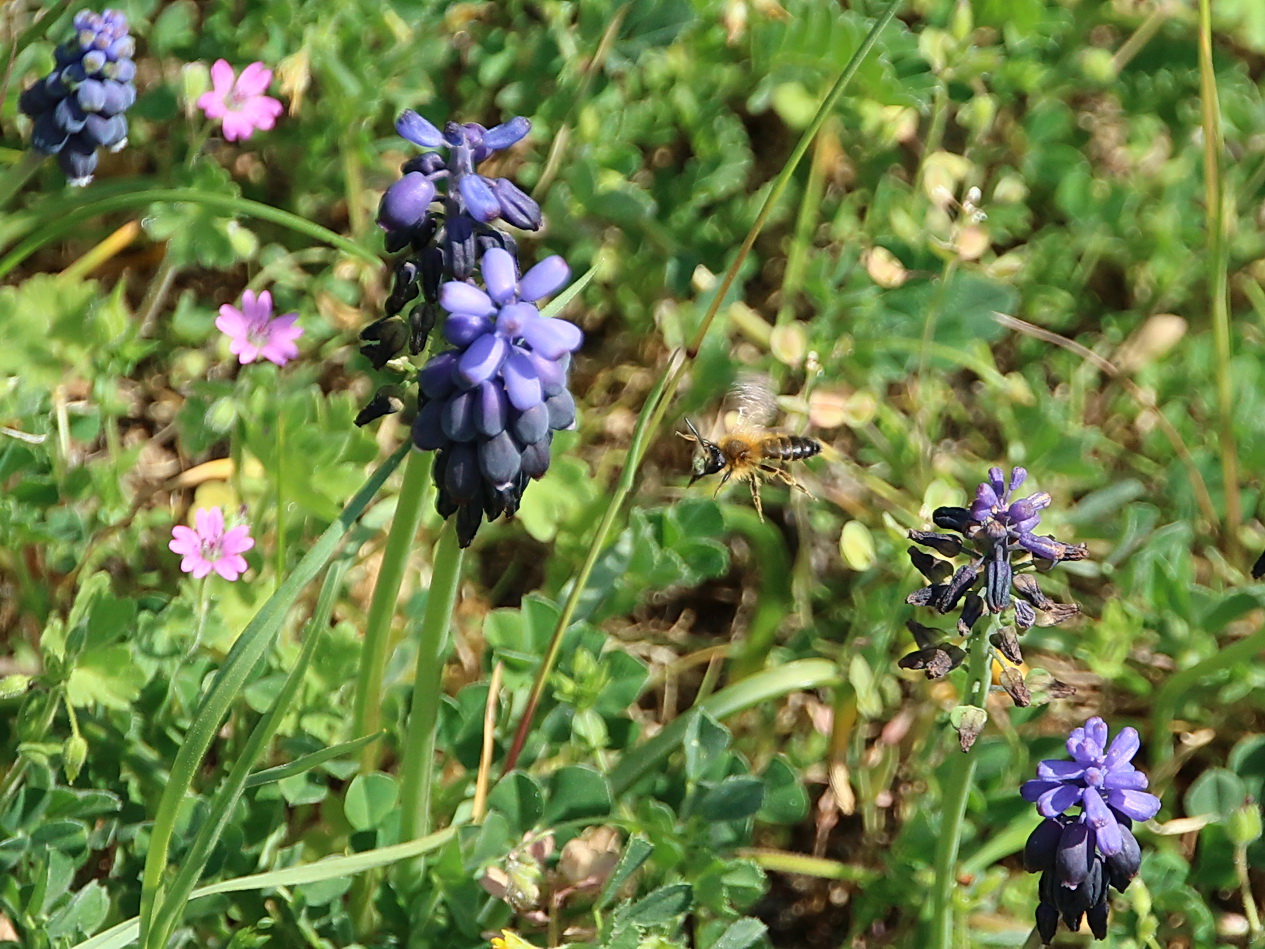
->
1 2 1265 948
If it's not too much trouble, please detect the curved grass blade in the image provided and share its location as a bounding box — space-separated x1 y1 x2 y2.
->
137 443 408 947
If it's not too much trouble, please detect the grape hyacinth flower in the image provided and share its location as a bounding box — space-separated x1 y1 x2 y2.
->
215 289 303 366
169 507 255 581
196 60 284 142
413 247 581 547
18 8 136 185
901 467 1086 706
1021 717 1160 943
359 110 542 379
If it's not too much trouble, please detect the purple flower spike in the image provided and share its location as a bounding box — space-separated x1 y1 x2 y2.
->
1021 716 1157 943
169 507 254 581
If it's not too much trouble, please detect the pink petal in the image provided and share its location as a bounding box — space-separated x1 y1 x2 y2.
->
169 525 199 555
213 554 247 581
221 525 255 556
234 62 274 97
185 556 213 579
209 59 236 95
195 507 223 539
216 305 249 337
221 112 257 142
196 91 227 119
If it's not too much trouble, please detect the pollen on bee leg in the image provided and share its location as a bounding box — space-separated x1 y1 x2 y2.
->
748 475 765 522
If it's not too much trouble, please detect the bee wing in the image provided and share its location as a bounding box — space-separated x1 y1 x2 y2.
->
727 372 779 429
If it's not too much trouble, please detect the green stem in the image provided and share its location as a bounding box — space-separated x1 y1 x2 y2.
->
1197 0 1241 556
500 0 903 774
929 624 993 949
0 187 378 278
0 151 49 209
1237 842 1262 937
274 390 287 589
138 444 407 948
398 520 464 842
351 450 432 771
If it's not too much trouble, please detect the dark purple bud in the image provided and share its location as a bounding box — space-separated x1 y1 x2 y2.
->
84 113 127 149
526 350 567 396
1254 548 1265 579
957 593 984 637
444 443 480 501
443 313 493 347
55 96 88 133
458 173 501 223
475 381 508 437
521 436 552 479
934 563 979 613
19 81 54 116
378 173 436 232
456 499 484 548
512 402 550 445
444 213 477 280
1055 821 1093 888
408 303 437 355
1024 819 1065 872
355 389 405 427
403 152 446 176
1019 533 1087 563
984 552 1012 613
1012 573 1052 608
1086 900 1108 939
77 78 106 112
1035 900 1059 944
98 79 134 116
907 529 963 558
906 586 942 609
442 389 478 442
908 547 952 583
32 111 71 154
932 506 974 532
1000 665 1030 707
57 137 98 182
359 317 408 369
419 352 458 399
1040 603 1081 626
412 399 447 451
1014 598 1036 630
491 480 522 519
1105 825 1141 891
419 247 445 303
545 390 576 431
479 431 522 485
490 178 542 230
972 482 1000 522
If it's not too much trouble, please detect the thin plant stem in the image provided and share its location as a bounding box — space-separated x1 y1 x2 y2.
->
351 450 432 771
274 381 286 589
929 623 994 949
398 519 464 842
1197 0 1241 556
500 0 903 775
1236 841 1263 938
472 662 504 823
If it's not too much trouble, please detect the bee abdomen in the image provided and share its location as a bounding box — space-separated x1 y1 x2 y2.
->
761 435 822 462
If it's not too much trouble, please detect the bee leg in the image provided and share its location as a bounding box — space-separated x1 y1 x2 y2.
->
712 468 734 499
760 464 815 498
748 473 765 522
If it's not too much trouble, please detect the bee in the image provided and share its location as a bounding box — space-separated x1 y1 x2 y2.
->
679 376 823 521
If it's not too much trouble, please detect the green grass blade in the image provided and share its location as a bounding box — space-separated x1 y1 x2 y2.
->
137 443 408 948
71 827 456 949
608 659 839 796
245 731 385 789
147 559 351 947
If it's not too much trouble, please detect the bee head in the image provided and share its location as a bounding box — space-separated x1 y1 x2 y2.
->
684 418 726 484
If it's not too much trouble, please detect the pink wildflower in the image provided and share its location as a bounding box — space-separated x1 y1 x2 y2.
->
169 507 254 581
215 289 303 366
197 60 283 142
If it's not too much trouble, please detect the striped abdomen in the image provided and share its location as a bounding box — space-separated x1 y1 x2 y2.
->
760 434 822 463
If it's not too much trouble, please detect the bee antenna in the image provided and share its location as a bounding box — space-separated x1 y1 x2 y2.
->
684 418 703 441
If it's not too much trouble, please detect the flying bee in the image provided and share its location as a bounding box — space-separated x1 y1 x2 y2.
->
679 375 823 521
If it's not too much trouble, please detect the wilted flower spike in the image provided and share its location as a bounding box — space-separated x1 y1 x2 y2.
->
169 507 254 581
1021 716 1157 943
216 289 303 366
902 466 1083 705
197 60 284 142
18 8 136 184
